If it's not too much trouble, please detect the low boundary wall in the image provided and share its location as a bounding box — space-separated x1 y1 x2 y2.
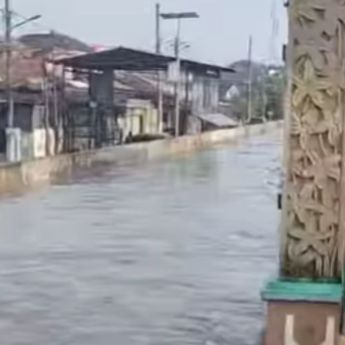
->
0 121 282 195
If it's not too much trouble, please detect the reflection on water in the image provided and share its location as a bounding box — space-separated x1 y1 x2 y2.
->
0 133 281 345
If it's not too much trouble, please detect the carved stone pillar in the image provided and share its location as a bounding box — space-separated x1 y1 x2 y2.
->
262 1 345 344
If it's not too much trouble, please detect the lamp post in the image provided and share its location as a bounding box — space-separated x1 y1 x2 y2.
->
10 14 41 30
160 11 199 137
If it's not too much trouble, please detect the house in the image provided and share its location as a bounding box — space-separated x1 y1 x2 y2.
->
0 32 92 161
57 46 235 149
0 47 51 160
0 34 236 160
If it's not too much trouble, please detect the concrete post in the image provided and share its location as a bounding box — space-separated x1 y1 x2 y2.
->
262 1 345 344
6 128 21 162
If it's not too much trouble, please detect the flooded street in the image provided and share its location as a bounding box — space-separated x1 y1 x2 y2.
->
0 133 281 345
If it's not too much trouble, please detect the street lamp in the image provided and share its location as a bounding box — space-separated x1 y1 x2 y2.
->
160 12 199 20
11 14 42 30
160 11 199 137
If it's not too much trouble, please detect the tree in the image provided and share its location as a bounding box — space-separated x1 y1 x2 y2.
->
265 67 285 120
223 61 285 122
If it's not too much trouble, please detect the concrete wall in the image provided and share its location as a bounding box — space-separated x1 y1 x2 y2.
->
0 121 282 195
118 99 159 139
17 128 55 161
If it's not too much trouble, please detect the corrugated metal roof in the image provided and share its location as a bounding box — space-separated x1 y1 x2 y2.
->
0 48 44 90
196 113 238 128
0 45 89 90
56 46 235 74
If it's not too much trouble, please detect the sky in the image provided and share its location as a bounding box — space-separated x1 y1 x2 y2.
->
14 0 287 65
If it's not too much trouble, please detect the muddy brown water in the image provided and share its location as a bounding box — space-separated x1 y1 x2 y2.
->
0 133 281 345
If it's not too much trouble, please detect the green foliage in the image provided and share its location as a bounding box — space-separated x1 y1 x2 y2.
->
226 61 285 122
264 67 285 120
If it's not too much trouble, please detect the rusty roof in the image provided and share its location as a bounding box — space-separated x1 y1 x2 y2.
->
0 48 45 90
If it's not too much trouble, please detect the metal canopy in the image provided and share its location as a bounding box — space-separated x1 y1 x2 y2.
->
56 47 174 71
55 46 235 74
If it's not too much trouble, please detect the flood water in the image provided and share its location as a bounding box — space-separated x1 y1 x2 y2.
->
0 133 281 345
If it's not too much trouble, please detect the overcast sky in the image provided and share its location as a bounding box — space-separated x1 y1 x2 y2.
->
14 0 287 65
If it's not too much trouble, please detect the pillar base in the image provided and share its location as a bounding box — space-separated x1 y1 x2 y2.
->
261 280 343 345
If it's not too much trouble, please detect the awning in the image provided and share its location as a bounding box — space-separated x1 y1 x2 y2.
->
196 113 238 128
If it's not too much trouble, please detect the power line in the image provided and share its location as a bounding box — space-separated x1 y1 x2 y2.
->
269 0 280 64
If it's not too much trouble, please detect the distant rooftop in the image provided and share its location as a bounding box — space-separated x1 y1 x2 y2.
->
19 32 92 53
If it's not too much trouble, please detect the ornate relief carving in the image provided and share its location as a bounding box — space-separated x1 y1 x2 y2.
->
283 0 345 278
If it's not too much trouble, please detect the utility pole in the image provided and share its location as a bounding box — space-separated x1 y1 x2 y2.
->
155 3 163 133
160 11 199 137
155 3 161 54
174 18 181 137
4 0 13 128
260 72 267 122
246 35 253 125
